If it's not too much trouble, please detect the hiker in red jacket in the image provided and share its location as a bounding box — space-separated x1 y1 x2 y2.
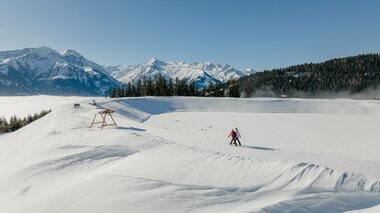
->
228 129 237 146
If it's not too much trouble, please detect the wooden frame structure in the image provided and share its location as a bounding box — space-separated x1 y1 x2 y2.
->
90 109 117 130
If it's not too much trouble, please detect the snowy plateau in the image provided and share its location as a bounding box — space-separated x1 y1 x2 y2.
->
1 96 380 212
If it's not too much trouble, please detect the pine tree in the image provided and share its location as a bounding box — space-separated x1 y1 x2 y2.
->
136 79 143 97
127 82 133 97
206 81 215 97
146 77 153 96
110 88 117 98
188 80 196 96
228 79 240 97
174 77 180 96
167 78 174 96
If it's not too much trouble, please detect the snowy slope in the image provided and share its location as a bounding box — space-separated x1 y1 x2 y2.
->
0 47 118 95
105 57 255 88
1 97 380 212
0 95 91 120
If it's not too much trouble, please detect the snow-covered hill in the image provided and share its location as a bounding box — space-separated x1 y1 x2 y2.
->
0 47 118 96
105 57 254 88
1 96 380 212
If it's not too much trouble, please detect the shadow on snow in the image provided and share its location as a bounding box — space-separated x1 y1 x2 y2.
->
241 145 277 151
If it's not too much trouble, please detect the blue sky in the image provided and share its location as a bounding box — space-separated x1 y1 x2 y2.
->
0 0 379 71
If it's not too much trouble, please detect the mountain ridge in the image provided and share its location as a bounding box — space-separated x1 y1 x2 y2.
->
105 57 255 88
0 47 118 96
0 47 254 95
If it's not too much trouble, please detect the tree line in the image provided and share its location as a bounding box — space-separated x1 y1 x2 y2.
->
109 74 240 98
0 109 51 134
110 53 380 99
238 53 380 97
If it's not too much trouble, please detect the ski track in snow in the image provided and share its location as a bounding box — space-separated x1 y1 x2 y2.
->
1 96 380 212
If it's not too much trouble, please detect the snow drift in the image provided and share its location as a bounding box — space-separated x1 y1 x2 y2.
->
1 97 380 212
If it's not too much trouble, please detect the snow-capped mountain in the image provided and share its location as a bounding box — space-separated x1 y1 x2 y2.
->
0 47 255 95
0 47 118 95
105 57 255 88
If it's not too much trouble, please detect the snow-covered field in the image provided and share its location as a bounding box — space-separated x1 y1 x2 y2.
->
1 96 380 212
0 95 90 119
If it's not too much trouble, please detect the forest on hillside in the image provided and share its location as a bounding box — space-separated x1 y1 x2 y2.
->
238 53 380 98
110 75 239 98
0 109 51 134
110 53 380 99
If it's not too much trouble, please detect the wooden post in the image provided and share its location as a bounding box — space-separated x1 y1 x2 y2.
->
101 113 106 130
90 114 97 128
109 113 118 127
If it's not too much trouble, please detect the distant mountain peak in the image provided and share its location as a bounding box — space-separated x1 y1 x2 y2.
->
34 46 53 51
222 64 232 69
0 47 118 96
20 46 56 56
148 57 158 63
147 57 166 66
242 68 256 74
61 49 83 58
